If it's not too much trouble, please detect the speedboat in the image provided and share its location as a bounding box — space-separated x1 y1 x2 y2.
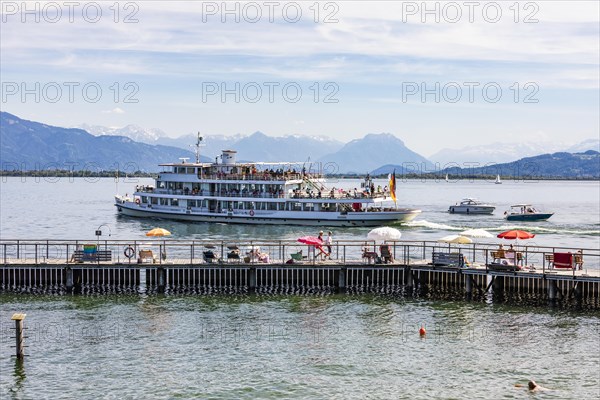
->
448 198 495 215
114 135 422 227
504 204 553 221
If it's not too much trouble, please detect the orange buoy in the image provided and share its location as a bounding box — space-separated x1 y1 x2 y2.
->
419 325 426 336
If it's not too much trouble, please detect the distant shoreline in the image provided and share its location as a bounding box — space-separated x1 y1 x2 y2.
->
0 170 598 181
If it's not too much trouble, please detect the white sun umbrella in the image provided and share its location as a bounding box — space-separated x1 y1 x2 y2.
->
438 234 473 244
460 229 493 239
367 227 402 243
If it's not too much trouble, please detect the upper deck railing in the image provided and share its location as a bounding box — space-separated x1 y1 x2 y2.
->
159 172 323 182
1 239 598 276
135 187 392 201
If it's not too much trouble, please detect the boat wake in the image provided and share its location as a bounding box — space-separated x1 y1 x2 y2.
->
406 220 600 236
405 220 464 231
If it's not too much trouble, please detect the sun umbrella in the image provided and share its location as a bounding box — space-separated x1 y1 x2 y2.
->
146 227 171 237
297 236 323 246
367 227 402 243
460 228 493 239
438 234 473 244
497 230 535 240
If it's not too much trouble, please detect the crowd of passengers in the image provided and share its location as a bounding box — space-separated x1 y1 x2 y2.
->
212 166 306 179
137 184 391 199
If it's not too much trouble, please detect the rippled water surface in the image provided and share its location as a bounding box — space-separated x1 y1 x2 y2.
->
0 178 599 398
1 295 599 399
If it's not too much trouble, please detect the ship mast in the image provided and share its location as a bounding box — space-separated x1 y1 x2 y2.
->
192 132 204 163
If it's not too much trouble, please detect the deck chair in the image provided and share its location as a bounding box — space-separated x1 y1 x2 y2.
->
380 245 393 263
553 252 573 269
574 253 584 270
203 250 217 263
227 249 241 262
138 250 155 263
544 254 554 269
290 250 304 261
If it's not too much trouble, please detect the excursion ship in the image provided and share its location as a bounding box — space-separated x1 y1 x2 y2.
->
114 137 421 227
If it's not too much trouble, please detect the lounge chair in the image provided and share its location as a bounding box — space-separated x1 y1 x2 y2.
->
380 245 393 263
574 253 584 270
553 252 574 269
227 249 241 262
203 250 217 263
139 250 155 263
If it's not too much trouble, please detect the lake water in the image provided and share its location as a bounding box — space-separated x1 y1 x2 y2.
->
1 177 599 399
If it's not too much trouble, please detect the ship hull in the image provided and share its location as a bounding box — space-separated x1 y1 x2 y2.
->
448 205 495 215
505 213 553 221
115 203 421 227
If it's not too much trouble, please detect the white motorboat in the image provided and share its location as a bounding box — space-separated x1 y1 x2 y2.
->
114 136 422 227
448 198 495 215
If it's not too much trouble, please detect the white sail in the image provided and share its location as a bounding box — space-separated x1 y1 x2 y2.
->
495 174 502 184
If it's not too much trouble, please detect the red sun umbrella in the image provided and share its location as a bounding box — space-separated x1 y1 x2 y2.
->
497 230 535 240
297 236 323 246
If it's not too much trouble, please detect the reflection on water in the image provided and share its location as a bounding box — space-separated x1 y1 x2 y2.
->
12 358 26 398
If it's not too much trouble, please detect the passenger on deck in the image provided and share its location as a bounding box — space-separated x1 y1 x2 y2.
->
505 244 516 265
496 244 505 258
575 250 584 270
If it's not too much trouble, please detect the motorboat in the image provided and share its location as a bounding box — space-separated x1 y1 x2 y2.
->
504 204 553 221
448 198 495 215
114 135 422 227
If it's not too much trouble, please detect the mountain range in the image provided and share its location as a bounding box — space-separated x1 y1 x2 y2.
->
2 111 599 177
80 121 599 168
430 139 600 165
439 151 600 179
1 112 200 172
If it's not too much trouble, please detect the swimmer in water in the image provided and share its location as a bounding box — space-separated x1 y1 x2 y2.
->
528 380 548 391
516 380 548 392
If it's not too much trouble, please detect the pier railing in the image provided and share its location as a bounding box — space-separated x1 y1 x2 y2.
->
1 239 598 273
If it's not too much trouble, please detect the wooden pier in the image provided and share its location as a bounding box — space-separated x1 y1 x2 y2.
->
1 240 599 309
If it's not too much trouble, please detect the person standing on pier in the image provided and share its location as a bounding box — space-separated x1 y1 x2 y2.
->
325 231 333 259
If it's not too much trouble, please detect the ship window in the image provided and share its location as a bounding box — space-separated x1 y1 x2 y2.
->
160 198 168 205
151 197 158 204
268 203 277 210
141 196 147 203
171 199 179 206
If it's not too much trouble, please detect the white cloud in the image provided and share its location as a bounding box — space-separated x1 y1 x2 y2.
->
102 107 125 114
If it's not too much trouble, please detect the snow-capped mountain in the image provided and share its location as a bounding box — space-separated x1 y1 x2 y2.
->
77 123 167 144
567 139 600 153
429 142 580 169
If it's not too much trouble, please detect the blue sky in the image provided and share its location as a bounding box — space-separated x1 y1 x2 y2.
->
1 1 598 156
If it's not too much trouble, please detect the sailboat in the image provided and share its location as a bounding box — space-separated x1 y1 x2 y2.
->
445 174 449 182
495 174 502 184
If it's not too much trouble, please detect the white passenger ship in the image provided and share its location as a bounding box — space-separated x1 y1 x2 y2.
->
114 138 421 227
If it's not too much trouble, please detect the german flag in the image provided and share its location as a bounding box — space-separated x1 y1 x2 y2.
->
388 169 396 203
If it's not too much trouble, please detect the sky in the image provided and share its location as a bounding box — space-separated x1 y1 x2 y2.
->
1 1 599 156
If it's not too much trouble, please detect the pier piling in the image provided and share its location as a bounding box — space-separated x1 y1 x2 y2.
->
11 313 26 359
